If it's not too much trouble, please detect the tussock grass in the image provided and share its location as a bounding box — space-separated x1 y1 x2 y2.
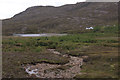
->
2 26 119 78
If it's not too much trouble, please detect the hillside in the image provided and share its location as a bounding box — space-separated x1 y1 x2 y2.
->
2 2 118 35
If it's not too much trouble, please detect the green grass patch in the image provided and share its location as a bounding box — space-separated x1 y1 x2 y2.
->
2 26 119 78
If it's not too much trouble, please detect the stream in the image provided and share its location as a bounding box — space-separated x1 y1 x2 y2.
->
24 49 83 78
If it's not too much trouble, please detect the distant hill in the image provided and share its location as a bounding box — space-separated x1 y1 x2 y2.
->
2 2 118 35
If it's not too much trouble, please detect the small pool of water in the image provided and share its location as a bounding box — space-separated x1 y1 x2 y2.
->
13 33 67 37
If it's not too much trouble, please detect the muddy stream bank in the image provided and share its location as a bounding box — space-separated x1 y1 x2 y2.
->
23 49 84 78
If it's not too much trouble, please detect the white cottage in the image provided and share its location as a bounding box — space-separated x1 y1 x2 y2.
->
86 27 94 30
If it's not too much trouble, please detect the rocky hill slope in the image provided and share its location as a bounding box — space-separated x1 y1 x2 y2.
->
2 2 118 35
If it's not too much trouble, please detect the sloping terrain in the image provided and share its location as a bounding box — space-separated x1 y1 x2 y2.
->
2 2 118 35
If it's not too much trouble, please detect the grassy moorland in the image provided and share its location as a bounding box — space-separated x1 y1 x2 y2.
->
2 26 119 78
